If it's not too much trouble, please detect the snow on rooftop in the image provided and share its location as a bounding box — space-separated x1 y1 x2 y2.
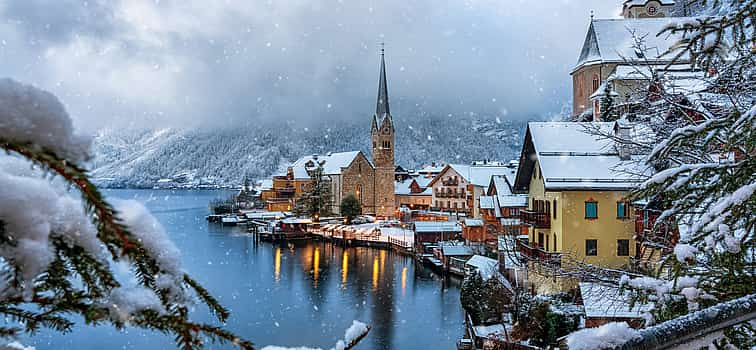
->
464 218 483 227
465 255 499 279
441 245 473 256
414 221 461 233
293 151 366 178
491 175 513 195
526 122 649 190
448 163 514 187
579 282 653 319
497 194 528 208
577 18 692 69
479 196 495 209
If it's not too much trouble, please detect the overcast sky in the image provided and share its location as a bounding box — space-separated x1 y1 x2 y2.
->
0 0 620 131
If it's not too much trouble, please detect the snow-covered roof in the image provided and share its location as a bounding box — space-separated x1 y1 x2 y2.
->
513 122 647 191
287 151 368 179
575 18 693 71
258 179 273 190
579 282 653 319
464 218 484 227
395 178 433 196
414 221 461 233
497 194 528 208
623 0 675 7
465 255 499 279
472 324 507 339
490 175 512 195
441 245 474 256
479 196 495 209
413 175 433 188
433 163 515 188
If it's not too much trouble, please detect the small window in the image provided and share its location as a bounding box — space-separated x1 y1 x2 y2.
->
545 235 550 252
553 199 557 219
586 239 598 256
553 234 557 251
585 201 598 219
592 75 600 92
538 233 544 248
617 239 630 256
617 201 629 218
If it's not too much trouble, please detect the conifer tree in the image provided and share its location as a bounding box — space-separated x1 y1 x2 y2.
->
295 164 333 220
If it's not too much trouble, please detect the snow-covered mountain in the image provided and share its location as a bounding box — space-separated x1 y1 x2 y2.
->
89 115 528 188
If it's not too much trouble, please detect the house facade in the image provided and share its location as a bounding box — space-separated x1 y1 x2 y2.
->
429 162 514 217
513 122 646 293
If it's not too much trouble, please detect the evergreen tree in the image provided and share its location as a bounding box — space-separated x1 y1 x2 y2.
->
572 1 755 346
295 164 333 220
599 82 619 121
460 272 486 324
340 195 362 224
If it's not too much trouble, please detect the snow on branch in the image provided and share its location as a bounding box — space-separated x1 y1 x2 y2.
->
0 79 90 162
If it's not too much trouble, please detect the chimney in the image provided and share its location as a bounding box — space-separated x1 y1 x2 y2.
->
616 122 632 161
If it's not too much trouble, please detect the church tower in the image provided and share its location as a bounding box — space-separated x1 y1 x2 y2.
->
371 46 396 218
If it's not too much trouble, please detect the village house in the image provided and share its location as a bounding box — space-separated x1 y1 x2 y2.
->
261 50 397 218
428 162 514 217
394 175 433 211
512 122 648 294
571 0 694 121
480 169 528 237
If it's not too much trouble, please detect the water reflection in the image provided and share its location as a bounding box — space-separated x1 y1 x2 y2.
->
313 247 320 288
28 190 465 350
401 266 407 296
274 247 281 284
372 256 379 291
341 251 348 288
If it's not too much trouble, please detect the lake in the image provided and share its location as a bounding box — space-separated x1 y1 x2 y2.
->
26 190 465 350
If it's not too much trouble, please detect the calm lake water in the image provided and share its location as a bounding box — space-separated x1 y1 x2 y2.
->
27 189 464 350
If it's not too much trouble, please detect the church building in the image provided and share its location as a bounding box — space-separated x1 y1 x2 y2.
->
261 49 396 218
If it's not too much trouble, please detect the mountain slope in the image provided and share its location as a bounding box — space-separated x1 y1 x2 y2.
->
89 115 527 188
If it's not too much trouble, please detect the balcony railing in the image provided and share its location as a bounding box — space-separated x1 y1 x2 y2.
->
442 179 459 186
436 192 466 199
517 240 561 267
521 210 551 229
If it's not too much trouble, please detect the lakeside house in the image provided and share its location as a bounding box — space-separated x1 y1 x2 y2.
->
428 161 517 217
512 122 648 293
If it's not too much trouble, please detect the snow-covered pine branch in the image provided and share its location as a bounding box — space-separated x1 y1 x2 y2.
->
0 78 254 349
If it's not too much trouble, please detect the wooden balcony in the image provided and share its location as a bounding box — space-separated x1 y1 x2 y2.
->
521 210 550 229
517 240 561 267
442 178 459 186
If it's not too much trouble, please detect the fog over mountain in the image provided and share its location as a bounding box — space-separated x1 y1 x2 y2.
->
90 113 526 188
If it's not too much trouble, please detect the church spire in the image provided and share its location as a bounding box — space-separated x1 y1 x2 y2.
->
376 43 390 117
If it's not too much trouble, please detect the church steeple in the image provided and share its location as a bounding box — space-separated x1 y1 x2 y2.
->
375 44 390 118
370 43 395 219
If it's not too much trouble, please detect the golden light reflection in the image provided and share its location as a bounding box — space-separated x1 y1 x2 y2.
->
372 256 379 291
341 251 349 288
313 247 320 289
401 266 407 296
274 247 281 284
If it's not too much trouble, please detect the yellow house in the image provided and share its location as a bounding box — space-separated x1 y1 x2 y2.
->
512 122 646 294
